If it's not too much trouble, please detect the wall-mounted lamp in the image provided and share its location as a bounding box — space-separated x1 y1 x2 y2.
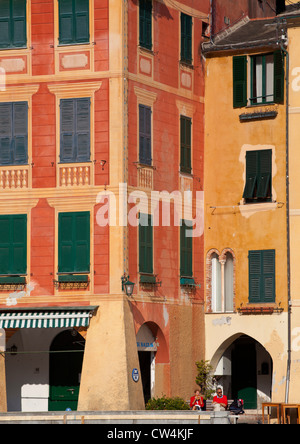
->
121 273 135 297
10 344 17 356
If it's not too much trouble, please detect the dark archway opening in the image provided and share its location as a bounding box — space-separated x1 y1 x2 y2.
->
48 329 85 411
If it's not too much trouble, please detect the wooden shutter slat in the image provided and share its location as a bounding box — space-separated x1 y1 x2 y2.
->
139 105 151 165
13 102 28 164
12 0 26 47
60 99 75 162
233 56 247 108
76 98 90 162
273 50 284 104
0 0 11 48
0 103 12 165
0 215 26 275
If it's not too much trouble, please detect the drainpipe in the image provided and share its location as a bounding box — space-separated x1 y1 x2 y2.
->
281 41 291 404
210 0 214 43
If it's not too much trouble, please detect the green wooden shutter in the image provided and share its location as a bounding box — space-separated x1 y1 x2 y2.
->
11 214 27 275
249 250 275 303
13 102 28 165
58 212 90 273
262 250 275 303
60 99 75 162
75 98 90 162
139 104 151 165
139 213 153 274
12 0 26 48
0 214 26 275
59 0 74 44
180 220 193 277
74 212 90 272
249 251 262 303
233 56 247 108
74 0 89 43
181 13 192 64
58 213 74 272
273 50 284 104
0 0 11 48
0 103 13 165
257 150 272 200
243 151 258 199
139 0 152 50
180 116 192 174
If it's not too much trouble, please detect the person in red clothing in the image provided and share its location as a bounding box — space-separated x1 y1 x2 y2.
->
190 389 204 411
213 387 228 411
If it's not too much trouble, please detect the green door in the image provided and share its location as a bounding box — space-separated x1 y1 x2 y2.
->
232 341 257 410
48 330 85 411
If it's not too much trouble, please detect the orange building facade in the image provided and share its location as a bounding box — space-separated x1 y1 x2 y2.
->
0 0 210 412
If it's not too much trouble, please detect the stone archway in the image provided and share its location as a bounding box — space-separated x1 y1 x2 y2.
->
211 334 273 409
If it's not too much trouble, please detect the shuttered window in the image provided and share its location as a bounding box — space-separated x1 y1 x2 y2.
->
233 56 247 108
243 150 272 203
139 0 152 50
59 0 89 45
180 220 193 278
180 115 192 174
181 13 192 65
0 102 28 166
58 212 90 274
0 214 27 276
139 104 151 166
60 98 90 163
0 0 26 49
233 51 284 108
139 213 153 275
249 250 275 303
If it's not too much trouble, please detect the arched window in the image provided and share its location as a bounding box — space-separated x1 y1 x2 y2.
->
207 249 235 313
211 253 222 313
224 252 234 312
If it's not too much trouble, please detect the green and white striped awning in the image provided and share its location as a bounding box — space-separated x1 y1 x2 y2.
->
0 307 97 329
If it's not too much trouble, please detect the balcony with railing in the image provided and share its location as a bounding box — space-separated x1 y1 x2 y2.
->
58 163 93 188
0 166 30 190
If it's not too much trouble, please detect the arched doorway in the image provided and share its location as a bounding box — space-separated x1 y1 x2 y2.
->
49 329 85 411
136 324 157 404
213 335 273 410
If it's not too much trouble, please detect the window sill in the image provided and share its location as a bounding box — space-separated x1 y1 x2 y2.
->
237 306 283 315
179 61 193 70
54 274 90 290
138 45 154 55
0 276 26 291
239 110 277 122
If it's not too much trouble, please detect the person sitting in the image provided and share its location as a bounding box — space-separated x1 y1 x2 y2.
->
212 387 228 411
190 389 204 411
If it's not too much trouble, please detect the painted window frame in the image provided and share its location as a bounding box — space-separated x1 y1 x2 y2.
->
59 97 91 164
139 0 152 51
248 249 276 304
0 0 27 50
0 213 27 276
233 51 284 108
58 0 90 46
180 13 193 65
58 211 91 274
139 213 153 276
0 101 28 166
180 219 193 278
243 149 272 203
180 115 192 174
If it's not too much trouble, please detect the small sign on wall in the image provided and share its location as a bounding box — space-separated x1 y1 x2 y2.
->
132 368 139 383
